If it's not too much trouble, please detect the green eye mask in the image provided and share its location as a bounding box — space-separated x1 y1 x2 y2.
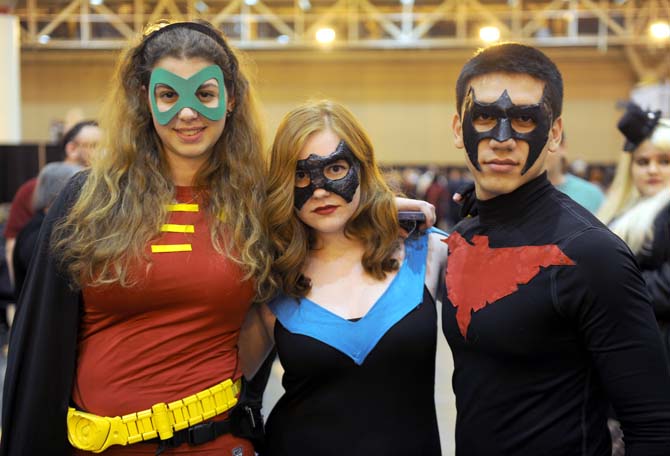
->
149 65 227 125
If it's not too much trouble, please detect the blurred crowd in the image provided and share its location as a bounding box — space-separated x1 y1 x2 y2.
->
386 157 616 232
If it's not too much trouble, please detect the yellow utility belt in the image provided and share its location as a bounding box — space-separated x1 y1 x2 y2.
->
67 378 241 453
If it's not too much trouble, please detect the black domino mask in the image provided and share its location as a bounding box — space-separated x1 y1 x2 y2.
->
294 140 360 210
462 88 552 174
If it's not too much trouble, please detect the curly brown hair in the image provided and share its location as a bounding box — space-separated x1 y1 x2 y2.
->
52 21 273 301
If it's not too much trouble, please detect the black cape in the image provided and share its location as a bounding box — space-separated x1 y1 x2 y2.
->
1 172 87 455
12 211 46 297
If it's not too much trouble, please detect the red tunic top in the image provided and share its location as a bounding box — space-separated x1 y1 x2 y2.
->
4 177 37 238
72 187 255 455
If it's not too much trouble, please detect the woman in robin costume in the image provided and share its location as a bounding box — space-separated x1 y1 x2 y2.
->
1 20 272 455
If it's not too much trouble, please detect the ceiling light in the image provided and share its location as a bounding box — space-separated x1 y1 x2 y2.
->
479 26 500 43
316 27 336 44
650 21 670 40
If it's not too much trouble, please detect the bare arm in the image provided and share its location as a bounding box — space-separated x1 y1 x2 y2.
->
395 197 436 230
238 302 276 379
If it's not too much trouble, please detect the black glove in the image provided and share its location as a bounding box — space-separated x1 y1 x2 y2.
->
235 349 276 454
456 181 478 218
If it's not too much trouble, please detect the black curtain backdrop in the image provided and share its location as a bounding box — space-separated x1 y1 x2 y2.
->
0 145 62 203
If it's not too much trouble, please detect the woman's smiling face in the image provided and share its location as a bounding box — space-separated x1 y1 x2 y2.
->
148 56 230 175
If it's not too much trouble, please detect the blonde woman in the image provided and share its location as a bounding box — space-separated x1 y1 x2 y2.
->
1 20 272 455
602 103 670 358
240 100 448 455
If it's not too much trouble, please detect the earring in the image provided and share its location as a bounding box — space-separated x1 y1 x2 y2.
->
226 110 233 118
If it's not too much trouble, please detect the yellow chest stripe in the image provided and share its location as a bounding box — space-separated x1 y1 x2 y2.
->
161 224 195 233
151 244 192 253
166 203 199 212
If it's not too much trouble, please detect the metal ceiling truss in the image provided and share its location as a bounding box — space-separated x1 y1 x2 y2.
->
11 0 670 78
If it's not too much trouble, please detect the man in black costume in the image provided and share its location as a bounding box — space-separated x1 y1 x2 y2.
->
442 42 670 455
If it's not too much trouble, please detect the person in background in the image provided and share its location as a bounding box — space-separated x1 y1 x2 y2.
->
597 101 670 456
239 100 448 455
598 103 670 228
60 120 102 168
444 42 670 455
424 172 451 230
546 131 604 213
587 165 608 191
416 164 437 200
598 102 670 358
3 120 100 289
12 162 83 296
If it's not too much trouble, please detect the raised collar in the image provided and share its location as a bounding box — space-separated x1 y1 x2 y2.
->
477 172 553 226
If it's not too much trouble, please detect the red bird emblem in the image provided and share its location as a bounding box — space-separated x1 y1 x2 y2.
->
444 232 575 339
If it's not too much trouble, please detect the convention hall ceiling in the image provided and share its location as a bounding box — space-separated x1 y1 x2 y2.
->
10 0 670 78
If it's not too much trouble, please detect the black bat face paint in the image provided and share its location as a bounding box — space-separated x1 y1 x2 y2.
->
294 140 361 210
462 88 552 174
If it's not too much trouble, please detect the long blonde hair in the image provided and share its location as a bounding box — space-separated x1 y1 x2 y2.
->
52 21 273 300
265 100 399 298
599 119 670 254
609 188 670 256
597 152 637 225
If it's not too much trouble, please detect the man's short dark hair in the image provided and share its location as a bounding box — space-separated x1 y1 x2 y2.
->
455 43 563 120
61 120 98 156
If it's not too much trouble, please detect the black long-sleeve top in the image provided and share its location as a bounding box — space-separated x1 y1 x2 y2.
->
442 173 670 456
638 202 670 358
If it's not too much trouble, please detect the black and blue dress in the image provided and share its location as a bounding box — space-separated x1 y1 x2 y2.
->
265 233 442 456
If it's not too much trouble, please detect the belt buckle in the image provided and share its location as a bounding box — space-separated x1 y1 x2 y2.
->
187 422 216 446
67 407 128 452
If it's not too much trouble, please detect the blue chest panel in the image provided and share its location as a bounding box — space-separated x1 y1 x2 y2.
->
269 232 435 365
